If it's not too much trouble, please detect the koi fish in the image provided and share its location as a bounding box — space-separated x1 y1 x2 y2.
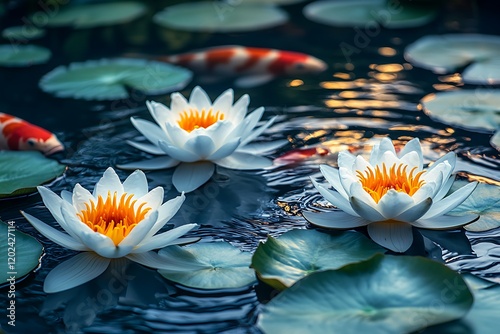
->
155 45 328 88
0 113 64 155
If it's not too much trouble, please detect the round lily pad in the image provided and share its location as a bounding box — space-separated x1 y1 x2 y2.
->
303 0 438 29
39 58 192 100
2 26 45 40
405 34 500 73
258 255 473 334
158 242 256 290
448 181 500 232
153 2 288 32
0 151 66 198
30 2 147 29
420 89 500 133
0 44 51 67
0 220 43 284
462 58 500 85
251 229 385 290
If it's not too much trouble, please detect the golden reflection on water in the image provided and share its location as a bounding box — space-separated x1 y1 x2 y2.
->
324 99 402 110
439 73 462 83
433 83 459 91
298 129 328 141
378 47 397 56
332 72 351 80
288 79 304 87
370 64 404 73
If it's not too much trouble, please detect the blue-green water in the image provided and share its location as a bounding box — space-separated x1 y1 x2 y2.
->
1 0 500 333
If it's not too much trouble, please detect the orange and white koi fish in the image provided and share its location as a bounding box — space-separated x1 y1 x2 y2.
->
0 113 64 155
156 45 328 88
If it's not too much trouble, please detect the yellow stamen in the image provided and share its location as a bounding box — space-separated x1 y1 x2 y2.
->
177 108 224 132
76 191 151 245
356 163 425 203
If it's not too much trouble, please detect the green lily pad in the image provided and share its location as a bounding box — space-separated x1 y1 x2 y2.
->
2 26 45 40
448 181 500 232
405 34 500 73
153 2 288 33
0 44 51 67
39 58 192 100
462 58 500 85
303 0 437 29
158 242 256 289
421 89 500 133
251 229 385 290
30 2 146 29
0 220 43 284
258 255 473 334
0 151 66 198
491 130 500 151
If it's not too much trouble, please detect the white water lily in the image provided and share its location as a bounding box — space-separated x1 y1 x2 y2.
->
118 86 286 192
303 138 479 252
21 167 198 293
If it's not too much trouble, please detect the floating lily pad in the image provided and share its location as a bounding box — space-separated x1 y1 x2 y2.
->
258 255 473 334
420 89 500 133
303 0 437 29
153 2 288 33
2 26 45 40
0 44 51 67
405 34 500 73
448 181 500 232
0 151 66 198
251 229 384 290
0 221 43 284
39 58 192 100
30 2 146 29
491 130 500 151
158 242 256 289
462 58 500 85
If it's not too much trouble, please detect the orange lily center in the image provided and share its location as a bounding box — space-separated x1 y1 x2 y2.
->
76 191 151 246
356 163 425 203
177 108 225 132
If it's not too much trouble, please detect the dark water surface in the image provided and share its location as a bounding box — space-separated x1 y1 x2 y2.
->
1 0 500 333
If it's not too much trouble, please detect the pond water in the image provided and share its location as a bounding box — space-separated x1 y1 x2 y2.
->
0 0 500 333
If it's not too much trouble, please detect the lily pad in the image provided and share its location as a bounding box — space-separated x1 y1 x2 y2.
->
491 130 500 151
2 26 45 40
462 58 500 85
0 151 66 198
39 58 192 100
420 89 500 133
258 255 473 334
153 2 288 33
30 2 147 29
158 242 256 289
448 181 500 232
303 0 438 29
0 44 51 67
0 220 43 284
251 229 385 290
405 34 500 73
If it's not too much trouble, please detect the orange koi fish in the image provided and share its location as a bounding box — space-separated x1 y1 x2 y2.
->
156 45 328 88
0 113 64 155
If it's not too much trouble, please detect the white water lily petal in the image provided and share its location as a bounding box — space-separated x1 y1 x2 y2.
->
117 156 180 170
147 100 176 130
21 211 88 251
311 179 358 216
158 141 200 162
170 92 190 114
377 190 414 219
239 107 265 140
130 117 170 146
122 169 148 198
37 186 65 225
399 139 423 169
337 150 356 169
126 140 164 155
72 183 95 213
412 214 479 230
214 152 272 170
94 167 124 197
303 210 369 229
207 137 241 160
399 151 422 171
433 174 456 202
338 167 359 197
148 193 186 238
134 223 197 253
136 187 164 212
349 182 379 210
61 190 73 204
190 86 212 111
240 116 277 147
370 137 396 165
421 182 478 220
229 94 250 123
319 164 349 199
212 88 234 113
118 210 159 249
427 152 456 173
393 197 432 223
350 195 386 222
184 135 216 158
173 161 215 193
353 155 372 175
367 221 414 252
44 253 110 293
